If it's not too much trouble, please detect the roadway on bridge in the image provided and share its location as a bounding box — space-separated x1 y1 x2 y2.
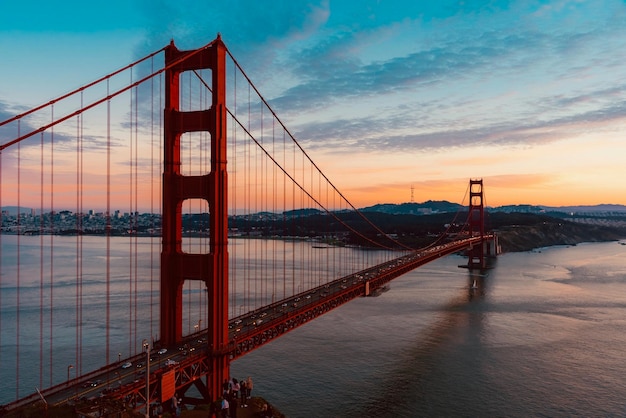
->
8 235 492 413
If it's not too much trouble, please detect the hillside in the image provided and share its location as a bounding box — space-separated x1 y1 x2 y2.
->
361 200 463 215
230 209 626 252
352 202 626 252
486 212 626 252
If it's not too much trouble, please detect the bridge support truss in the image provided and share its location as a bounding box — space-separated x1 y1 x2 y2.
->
161 36 229 401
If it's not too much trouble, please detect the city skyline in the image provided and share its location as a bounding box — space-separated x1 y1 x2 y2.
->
1 1 625 208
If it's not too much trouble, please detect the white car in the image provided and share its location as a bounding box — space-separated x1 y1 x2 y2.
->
121 362 132 369
157 348 167 355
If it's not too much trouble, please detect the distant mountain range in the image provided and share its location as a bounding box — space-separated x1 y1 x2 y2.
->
3 202 626 217
535 204 626 214
361 200 463 215
360 202 626 215
1 206 31 216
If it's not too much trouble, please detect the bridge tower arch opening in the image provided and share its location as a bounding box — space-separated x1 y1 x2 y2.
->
161 36 229 401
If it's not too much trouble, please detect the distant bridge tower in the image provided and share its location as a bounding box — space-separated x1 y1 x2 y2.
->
467 179 485 268
161 36 229 399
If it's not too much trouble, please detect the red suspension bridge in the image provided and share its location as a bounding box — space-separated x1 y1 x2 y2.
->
0 35 497 415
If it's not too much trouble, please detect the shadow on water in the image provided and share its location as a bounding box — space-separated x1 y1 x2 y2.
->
349 260 496 418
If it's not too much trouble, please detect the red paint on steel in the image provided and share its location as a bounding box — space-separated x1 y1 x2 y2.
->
468 179 485 268
161 35 229 401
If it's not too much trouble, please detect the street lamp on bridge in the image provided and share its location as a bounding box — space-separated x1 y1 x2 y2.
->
67 364 74 383
142 339 150 418
66 364 75 403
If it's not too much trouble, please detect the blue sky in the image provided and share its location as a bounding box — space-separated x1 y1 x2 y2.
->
1 0 625 206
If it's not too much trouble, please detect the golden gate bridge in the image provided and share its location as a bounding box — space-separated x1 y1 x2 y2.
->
0 35 497 416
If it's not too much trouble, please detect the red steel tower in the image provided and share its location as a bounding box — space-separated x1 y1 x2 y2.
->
161 36 229 399
467 179 485 268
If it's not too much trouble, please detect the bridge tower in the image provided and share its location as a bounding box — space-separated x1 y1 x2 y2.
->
161 36 229 400
467 179 485 269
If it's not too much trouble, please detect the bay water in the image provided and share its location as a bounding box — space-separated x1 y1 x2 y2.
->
2 237 626 417
232 240 626 417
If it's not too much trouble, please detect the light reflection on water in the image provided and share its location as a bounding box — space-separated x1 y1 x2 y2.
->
0 235 394 404
232 241 626 417
3 238 626 416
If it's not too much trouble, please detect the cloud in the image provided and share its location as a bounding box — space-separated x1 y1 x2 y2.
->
290 85 626 155
484 172 556 188
137 1 330 59
0 99 128 176
0 101 30 142
270 17 625 114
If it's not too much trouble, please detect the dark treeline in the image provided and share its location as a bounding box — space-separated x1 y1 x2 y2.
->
229 210 626 252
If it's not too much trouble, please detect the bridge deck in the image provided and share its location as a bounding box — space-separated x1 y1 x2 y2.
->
2 235 494 414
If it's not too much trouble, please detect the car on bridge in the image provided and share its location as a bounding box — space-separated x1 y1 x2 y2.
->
121 361 132 369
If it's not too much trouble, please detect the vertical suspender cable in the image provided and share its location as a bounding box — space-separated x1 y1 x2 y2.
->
283 129 286 300
152 64 164 342
199 72 205 328
187 70 192 334
106 78 111 367
80 98 84 372
80 93 84 373
48 110 55 387
197 73 202 329
204 69 210 326
134 83 139 350
259 102 265 303
158 69 163 341
128 73 134 355
75 112 79 375
257 105 261 303
76 93 84 375
309 163 313 289
272 118 276 304
291 136 295 297
322 169 326 286
264 105 268 304
308 162 312 290
257 103 261 303
231 62 237 318
39 132 44 389
0 147 3 395
300 152 305 294
246 82 251 311
16 127 20 399
150 56 155 339
329 180 333 284
331 182 335 281
200 72 205 325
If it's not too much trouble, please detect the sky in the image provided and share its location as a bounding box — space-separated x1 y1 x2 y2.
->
1 0 625 208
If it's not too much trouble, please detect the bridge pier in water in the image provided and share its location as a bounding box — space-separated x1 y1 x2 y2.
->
467 179 487 269
161 36 229 402
462 178 500 271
